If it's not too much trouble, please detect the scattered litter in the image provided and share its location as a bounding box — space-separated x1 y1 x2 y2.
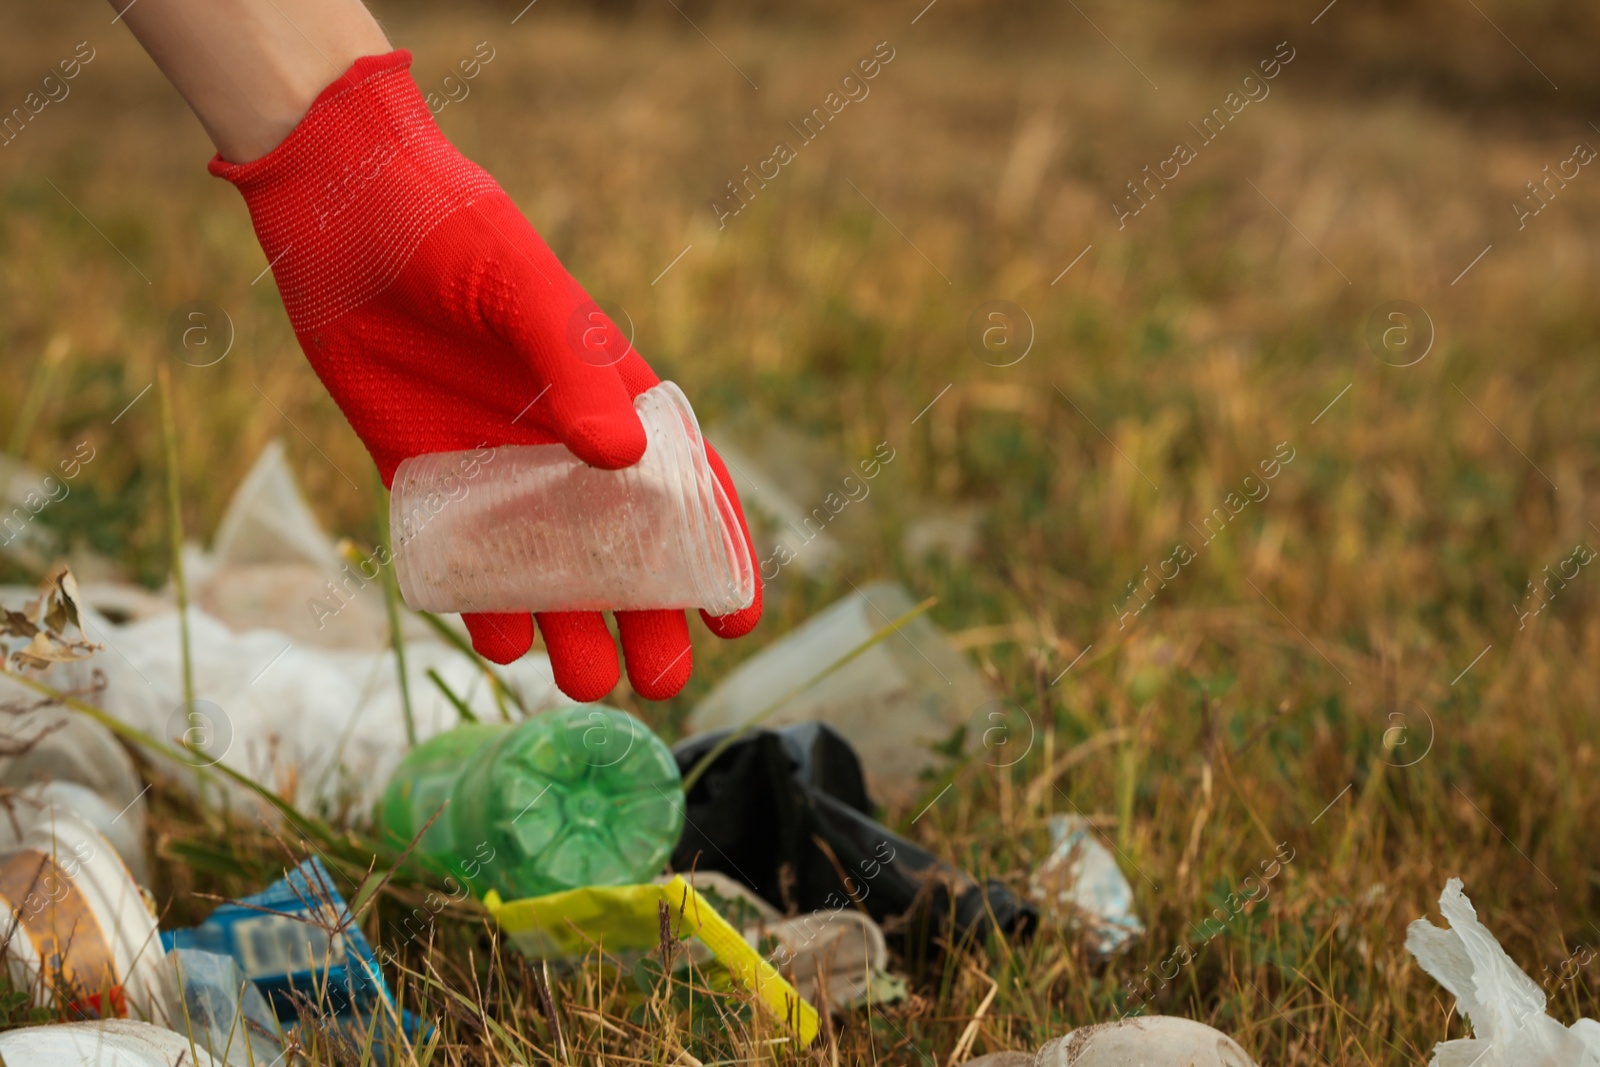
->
1027 813 1143 955
0 799 175 1025
170 948 286 1067
667 870 896 1012
485 873 820 1046
0 1020 222 1067
189 439 409 650
0 705 150 882
3 440 568 818
766 906 896 1012
70 600 561 816
687 582 996 801
163 857 422 1045
377 707 684 899
1035 1016 1259 1066
672 722 1035 960
1406 878 1600 1066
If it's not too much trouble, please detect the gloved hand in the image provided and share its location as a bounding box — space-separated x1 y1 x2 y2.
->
209 49 760 701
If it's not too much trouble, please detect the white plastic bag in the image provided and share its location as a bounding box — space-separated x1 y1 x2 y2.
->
1407 878 1600 1066
85 602 562 815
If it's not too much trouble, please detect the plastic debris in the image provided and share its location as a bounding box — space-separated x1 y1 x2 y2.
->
0 706 150 883
3 441 568 817
766 906 895 1012
485 874 820 1046
687 582 996 801
191 438 402 651
1406 878 1600 1066
163 858 421 1045
170 948 285 1067
668 870 896 1013
1035 1016 1260 1066
60 599 561 816
1027 814 1143 955
377 707 685 899
0 1020 222 1067
672 722 1035 961
0 799 175 1024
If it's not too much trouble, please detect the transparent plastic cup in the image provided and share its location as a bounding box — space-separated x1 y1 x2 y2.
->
390 381 755 615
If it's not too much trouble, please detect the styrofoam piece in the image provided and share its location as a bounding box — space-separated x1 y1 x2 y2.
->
0 801 175 1025
0 706 148 882
687 582 994 798
1028 814 1143 955
1407 878 1600 1067
1035 1017 1259 1066
0 1020 221 1067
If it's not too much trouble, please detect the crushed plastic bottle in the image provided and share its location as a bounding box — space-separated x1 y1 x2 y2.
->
377 706 685 899
390 381 754 616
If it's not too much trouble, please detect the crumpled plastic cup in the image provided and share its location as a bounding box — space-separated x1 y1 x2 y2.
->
390 381 754 615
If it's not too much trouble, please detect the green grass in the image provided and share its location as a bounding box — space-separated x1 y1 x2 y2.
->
4 1 1600 1062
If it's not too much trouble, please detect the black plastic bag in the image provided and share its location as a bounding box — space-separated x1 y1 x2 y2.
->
671 723 1035 965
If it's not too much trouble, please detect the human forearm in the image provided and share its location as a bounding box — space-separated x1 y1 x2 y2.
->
108 0 391 162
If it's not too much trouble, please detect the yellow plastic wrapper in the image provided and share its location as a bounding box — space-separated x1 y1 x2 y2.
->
484 874 820 1047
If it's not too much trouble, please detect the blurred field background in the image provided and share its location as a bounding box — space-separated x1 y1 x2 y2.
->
4 0 1600 1063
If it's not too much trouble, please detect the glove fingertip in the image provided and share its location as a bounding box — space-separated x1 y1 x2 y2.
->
537 612 621 701
564 411 647 470
553 661 621 703
617 610 694 701
700 582 762 639
463 612 535 665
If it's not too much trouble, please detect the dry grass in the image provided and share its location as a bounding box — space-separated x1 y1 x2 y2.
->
3 0 1600 1063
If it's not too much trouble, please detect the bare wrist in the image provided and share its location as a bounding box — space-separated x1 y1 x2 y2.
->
110 0 391 162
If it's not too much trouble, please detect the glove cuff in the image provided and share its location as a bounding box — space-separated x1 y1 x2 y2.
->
209 49 501 332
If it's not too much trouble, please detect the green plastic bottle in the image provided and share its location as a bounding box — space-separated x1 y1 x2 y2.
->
377 706 685 900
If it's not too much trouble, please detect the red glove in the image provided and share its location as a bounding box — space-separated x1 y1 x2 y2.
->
209 50 760 701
